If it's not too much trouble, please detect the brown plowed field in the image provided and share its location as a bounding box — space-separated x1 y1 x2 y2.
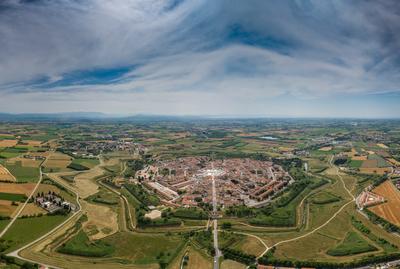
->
0 140 18 147
370 181 400 226
361 159 378 168
7 157 41 168
0 183 35 195
359 167 391 175
43 152 72 169
0 200 17 216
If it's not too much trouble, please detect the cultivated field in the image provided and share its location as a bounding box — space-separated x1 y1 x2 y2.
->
0 183 36 196
0 164 16 181
1 120 399 269
7 157 42 168
0 139 18 147
370 181 400 226
20 203 47 216
0 200 18 216
21 140 42 147
43 152 72 170
359 167 392 175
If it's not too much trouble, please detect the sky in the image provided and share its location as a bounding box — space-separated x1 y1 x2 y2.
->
0 0 400 118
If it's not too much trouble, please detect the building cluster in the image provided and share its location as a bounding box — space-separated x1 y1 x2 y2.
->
34 192 75 213
395 179 400 190
136 157 292 208
356 186 385 210
23 154 46 160
62 139 140 157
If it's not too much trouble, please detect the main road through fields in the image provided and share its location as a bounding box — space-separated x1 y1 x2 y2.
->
211 162 221 269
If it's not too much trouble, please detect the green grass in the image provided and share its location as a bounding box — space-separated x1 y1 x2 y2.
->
71 158 99 169
368 154 389 168
87 189 119 205
123 183 160 207
3 161 40 182
0 219 10 233
326 231 377 256
218 231 244 249
0 192 27 202
2 215 67 252
102 232 184 264
311 191 341 205
58 230 115 257
249 178 311 227
0 147 29 159
67 162 89 171
173 207 208 220
60 174 76 182
349 160 363 168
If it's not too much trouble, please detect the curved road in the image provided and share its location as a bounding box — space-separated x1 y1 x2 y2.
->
0 168 44 238
6 171 83 269
2 155 373 268
259 155 356 257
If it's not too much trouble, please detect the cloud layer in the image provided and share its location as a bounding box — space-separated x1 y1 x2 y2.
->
0 0 399 117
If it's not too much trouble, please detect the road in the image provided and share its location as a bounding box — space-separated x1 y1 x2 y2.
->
98 178 136 230
259 155 356 257
6 171 83 269
0 167 44 238
211 163 221 269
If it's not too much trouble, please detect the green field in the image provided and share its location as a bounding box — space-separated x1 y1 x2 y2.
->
172 207 208 220
2 215 67 252
326 231 377 256
4 161 40 182
0 147 28 159
0 219 10 233
102 232 184 264
0 192 27 202
72 158 99 168
311 191 341 205
368 154 389 167
87 188 119 205
349 160 363 168
58 230 115 257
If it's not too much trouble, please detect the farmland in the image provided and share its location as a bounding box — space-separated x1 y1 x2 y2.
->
0 120 399 269
2 162 40 182
0 164 16 181
369 181 400 226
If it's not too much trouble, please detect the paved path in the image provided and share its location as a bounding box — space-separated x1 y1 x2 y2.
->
0 167 44 238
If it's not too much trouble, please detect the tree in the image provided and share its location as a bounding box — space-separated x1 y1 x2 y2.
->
222 222 232 229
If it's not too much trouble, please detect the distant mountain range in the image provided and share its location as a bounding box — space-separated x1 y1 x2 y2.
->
0 112 110 121
0 113 398 123
0 112 207 122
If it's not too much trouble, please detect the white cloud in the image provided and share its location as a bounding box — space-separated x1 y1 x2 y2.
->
0 0 399 116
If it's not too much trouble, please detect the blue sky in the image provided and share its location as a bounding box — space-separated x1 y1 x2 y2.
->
0 0 399 117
